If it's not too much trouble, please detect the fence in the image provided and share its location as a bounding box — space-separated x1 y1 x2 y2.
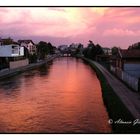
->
110 65 139 91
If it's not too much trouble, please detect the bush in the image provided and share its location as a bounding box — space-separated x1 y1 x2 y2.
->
29 54 37 63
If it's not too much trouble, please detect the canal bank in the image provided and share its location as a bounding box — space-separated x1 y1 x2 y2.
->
0 55 58 80
79 56 140 133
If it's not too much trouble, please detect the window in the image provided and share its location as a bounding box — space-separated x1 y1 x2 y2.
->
12 46 19 55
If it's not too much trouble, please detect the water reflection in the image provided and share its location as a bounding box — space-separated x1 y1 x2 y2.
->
0 57 111 133
38 63 51 76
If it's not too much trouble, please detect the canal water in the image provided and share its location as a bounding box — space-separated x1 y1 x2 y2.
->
0 57 111 133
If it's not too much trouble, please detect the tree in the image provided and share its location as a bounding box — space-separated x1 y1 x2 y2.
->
96 44 104 55
47 42 55 54
111 47 119 55
83 40 104 60
24 46 30 58
88 40 95 48
75 43 83 55
2 37 13 45
29 53 37 63
128 42 140 50
37 41 55 60
37 41 48 60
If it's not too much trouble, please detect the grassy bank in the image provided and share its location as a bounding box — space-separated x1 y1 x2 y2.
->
81 57 140 133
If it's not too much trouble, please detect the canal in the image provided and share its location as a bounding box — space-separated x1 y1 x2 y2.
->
0 57 111 133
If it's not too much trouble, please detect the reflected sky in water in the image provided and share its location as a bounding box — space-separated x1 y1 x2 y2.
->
0 57 111 133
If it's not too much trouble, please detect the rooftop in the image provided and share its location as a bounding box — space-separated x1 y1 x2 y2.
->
119 49 140 58
18 40 34 45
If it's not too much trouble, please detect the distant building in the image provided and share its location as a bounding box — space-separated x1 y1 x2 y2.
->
102 48 112 55
69 43 78 53
58 45 68 51
58 45 69 55
18 40 36 54
68 43 83 56
69 43 80 49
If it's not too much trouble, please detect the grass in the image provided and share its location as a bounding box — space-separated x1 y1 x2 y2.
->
82 57 140 133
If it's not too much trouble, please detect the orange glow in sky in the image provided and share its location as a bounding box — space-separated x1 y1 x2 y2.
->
0 7 140 48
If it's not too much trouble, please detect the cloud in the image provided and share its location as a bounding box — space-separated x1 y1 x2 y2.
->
0 7 140 48
0 8 100 38
103 28 140 36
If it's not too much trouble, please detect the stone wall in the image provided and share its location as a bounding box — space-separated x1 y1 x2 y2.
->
9 59 29 69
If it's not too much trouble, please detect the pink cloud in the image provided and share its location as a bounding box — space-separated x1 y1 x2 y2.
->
103 28 140 36
0 7 140 48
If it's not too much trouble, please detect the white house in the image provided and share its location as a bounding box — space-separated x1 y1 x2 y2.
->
18 40 36 55
0 44 24 57
0 44 30 69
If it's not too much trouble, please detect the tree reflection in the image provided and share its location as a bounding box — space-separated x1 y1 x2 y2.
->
0 76 22 97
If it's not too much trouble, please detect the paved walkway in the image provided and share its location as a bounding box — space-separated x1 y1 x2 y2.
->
89 60 140 119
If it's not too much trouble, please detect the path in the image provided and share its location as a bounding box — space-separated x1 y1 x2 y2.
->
88 59 140 119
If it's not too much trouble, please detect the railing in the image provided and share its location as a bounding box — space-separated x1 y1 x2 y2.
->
110 65 139 91
122 71 139 91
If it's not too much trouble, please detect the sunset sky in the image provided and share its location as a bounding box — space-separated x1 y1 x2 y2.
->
0 7 140 48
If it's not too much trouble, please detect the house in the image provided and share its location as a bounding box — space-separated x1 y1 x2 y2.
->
110 49 140 91
18 40 36 55
0 44 24 57
0 44 29 70
114 49 140 77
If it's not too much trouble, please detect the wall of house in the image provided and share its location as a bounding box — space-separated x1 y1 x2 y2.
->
0 45 12 56
122 71 139 91
124 63 140 78
28 43 36 54
20 42 36 54
9 59 29 69
0 45 24 57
